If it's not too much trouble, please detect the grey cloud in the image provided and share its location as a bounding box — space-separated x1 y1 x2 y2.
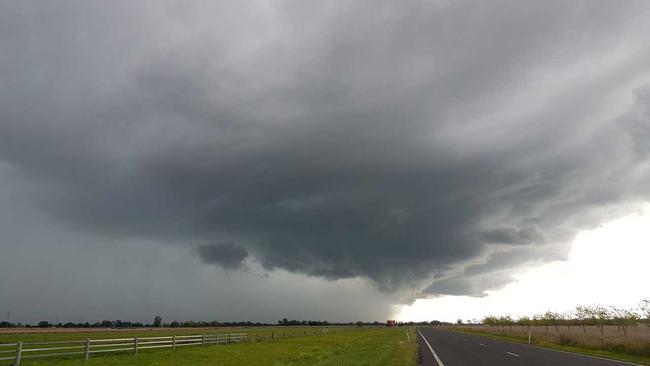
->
422 272 516 298
421 245 562 297
619 88 650 159
1 0 650 306
196 242 248 269
477 227 546 245
463 249 538 278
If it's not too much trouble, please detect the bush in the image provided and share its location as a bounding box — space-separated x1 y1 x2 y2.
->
558 334 577 346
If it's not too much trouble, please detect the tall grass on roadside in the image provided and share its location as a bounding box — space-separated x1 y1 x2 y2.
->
463 300 650 358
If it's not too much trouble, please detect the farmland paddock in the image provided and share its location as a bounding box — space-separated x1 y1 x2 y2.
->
0 327 416 366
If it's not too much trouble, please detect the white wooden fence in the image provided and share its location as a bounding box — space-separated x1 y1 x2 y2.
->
0 332 248 365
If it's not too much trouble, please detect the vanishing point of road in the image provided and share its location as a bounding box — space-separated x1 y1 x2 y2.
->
418 327 641 366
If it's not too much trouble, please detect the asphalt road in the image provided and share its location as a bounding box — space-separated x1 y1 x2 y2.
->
418 327 641 366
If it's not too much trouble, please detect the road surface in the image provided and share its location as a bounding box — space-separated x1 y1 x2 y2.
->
417 327 641 366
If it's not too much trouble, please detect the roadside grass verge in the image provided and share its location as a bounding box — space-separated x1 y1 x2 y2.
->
2 327 418 366
444 327 650 366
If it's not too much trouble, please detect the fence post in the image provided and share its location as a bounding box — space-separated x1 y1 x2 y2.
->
228 333 231 343
201 334 205 347
84 338 90 361
172 335 176 351
134 337 138 355
14 341 22 366
528 331 531 344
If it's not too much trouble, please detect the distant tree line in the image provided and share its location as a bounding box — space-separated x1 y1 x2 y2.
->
275 318 452 327
479 299 650 332
0 320 148 329
397 320 453 326
0 316 450 329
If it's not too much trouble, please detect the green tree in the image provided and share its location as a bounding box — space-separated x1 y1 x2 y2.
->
153 315 162 328
541 311 562 332
482 315 498 327
517 316 532 329
575 305 591 332
589 305 611 339
640 300 650 324
498 315 514 329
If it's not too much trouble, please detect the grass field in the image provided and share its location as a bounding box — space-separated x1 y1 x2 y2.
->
0 326 348 344
0 327 418 366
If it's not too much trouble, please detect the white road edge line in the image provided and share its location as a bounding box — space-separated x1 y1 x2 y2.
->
417 329 445 366
506 352 520 357
479 343 485 346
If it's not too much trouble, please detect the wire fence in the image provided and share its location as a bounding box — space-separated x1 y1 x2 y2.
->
0 332 247 365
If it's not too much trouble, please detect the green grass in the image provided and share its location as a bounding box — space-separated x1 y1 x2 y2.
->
0 326 342 344
0 326 355 343
445 327 650 366
1 327 418 366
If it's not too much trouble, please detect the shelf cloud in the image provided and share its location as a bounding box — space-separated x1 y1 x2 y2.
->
196 242 249 270
1 0 650 320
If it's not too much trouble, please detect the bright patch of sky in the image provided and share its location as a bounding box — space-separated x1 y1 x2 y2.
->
397 205 650 322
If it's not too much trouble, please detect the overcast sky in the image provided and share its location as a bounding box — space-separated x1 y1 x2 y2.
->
1 0 650 324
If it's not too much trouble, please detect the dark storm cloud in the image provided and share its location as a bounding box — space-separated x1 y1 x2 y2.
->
1 0 650 302
477 227 545 246
420 244 567 296
196 242 248 269
421 272 515 298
